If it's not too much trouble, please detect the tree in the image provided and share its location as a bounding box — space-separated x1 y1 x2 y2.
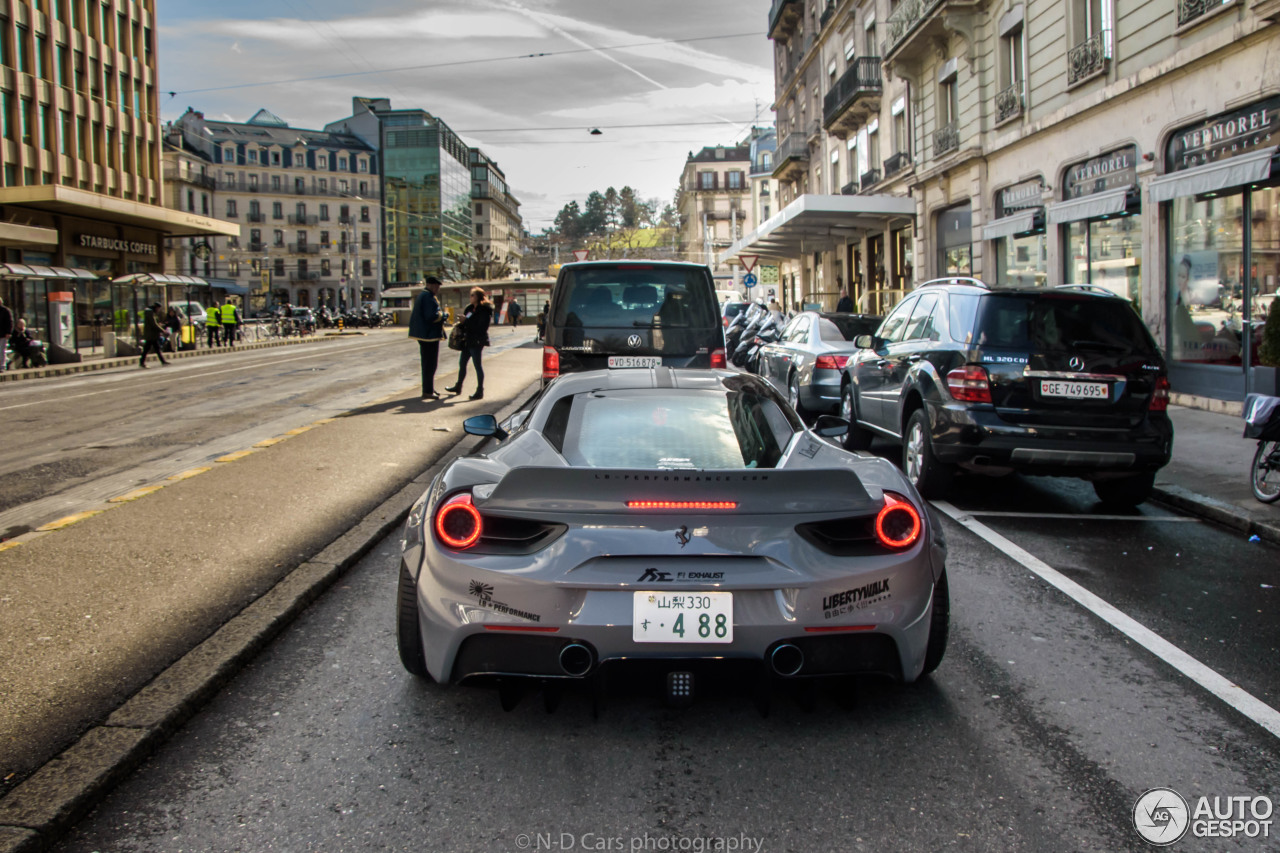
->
446 243 513 281
582 191 608 236
1260 297 1280 367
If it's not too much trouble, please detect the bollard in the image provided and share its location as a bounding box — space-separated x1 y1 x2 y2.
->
338 318 344 332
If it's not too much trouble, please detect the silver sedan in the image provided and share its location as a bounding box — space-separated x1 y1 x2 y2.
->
758 312 882 418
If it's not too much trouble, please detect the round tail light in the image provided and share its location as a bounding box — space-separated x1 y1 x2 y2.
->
434 493 482 549
875 492 922 549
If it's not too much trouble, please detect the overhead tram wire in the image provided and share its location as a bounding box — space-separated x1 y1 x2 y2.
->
164 31 767 97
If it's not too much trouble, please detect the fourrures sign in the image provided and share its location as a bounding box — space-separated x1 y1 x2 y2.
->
1166 95 1279 172
1063 146 1137 199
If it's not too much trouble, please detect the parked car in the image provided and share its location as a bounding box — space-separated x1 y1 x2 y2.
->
395 368 949 700
721 300 750 331
541 260 725 384
758 312 882 418
839 278 1173 505
716 288 744 304
168 300 208 326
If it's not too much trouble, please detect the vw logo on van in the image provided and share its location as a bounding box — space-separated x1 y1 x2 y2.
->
627 334 643 348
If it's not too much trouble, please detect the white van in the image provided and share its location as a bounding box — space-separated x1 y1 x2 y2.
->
169 300 208 325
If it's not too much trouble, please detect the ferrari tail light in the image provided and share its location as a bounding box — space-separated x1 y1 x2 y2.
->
542 346 560 379
875 492 922 549
815 354 849 370
435 492 483 549
946 365 992 404
1150 375 1170 412
710 347 727 369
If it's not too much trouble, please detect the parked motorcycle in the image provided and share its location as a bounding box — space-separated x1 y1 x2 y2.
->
743 317 783 374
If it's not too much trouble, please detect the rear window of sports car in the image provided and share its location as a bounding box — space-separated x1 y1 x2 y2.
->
557 389 792 470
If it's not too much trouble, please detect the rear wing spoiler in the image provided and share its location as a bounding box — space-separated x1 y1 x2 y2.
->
478 466 878 515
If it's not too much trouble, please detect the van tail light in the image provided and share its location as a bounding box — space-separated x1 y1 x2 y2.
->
815 354 849 370
1150 375 1170 412
875 492 922 549
542 346 560 379
946 365 992 403
434 493 483 549
710 347 727 369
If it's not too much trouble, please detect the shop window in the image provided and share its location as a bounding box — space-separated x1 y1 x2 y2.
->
936 203 972 276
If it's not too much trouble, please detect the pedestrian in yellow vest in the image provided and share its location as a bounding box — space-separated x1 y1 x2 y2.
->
205 302 222 347
220 300 239 347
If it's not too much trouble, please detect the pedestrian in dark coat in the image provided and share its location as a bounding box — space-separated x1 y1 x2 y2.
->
409 276 445 399
0 295 12 373
139 302 169 368
445 287 492 400
836 290 855 313
165 306 182 352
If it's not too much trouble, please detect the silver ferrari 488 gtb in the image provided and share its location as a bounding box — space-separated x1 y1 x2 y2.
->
397 368 948 703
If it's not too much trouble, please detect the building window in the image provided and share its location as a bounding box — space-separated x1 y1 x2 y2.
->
727 171 743 189
699 171 716 189
295 202 306 218
273 229 284 246
319 204 329 220
271 175 281 191
319 230 329 247
476 224 484 235
358 159 368 172
359 181 368 195
227 199 238 216
272 202 283 219
274 258 285 276
249 174 259 190
361 232 371 249
322 259 331 275
271 151 280 166
318 156 326 169
360 206 370 222
248 149 258 164
225 147 236 163
940 77 959 127
295 177 305 193
475 203 483 215
339 179 348 194
936 203 972 276
338 157 347 170
362 259 372 277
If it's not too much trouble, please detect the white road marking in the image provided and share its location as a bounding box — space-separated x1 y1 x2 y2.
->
934 500 1280 741
962 511 1201 522
0 340 396 412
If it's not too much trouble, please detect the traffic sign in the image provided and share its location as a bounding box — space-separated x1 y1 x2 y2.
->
573 249 589 262
743 272 758 288
739 255 758 273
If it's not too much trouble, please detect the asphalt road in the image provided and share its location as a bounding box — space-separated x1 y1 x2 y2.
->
45 438 1280 851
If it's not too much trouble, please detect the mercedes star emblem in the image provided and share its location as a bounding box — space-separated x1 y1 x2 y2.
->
1069 356 1085 371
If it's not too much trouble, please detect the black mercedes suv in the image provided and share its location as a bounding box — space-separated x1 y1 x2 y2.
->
839 278 1173 505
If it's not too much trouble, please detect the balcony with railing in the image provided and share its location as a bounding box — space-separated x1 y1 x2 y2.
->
883 0 980 65
772 130 813 182
163 167 216 190
246 211 265 223
819 0 837 29
1067 30 1110 86
247 241 266 252
995 83 1023 124
291 271 321 282
768 0 803 38
779 33 815 93
823 57 883 137
859 168 881 192
883 151 911 178
288 214 319 226
841 181 857 196
933 122 959 158
288 243 320 254
1177 0 1231 26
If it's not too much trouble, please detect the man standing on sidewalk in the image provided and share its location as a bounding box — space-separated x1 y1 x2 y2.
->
139 302 169 368
0 295 12 372
221 299 239 348
205 301 221 348
409 276 445 399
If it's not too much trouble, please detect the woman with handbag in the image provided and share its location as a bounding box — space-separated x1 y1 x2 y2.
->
445 287 493 400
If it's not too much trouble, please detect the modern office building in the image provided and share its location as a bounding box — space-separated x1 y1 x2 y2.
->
164 107 380 312
0 0 234 359
325 97 472 287
725 0 1280 403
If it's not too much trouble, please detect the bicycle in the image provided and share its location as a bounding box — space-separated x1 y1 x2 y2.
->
1244 393 1280 503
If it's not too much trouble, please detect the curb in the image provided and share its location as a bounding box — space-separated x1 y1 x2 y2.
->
0 385 539 853
1151 484 1280 546
0 331 367 383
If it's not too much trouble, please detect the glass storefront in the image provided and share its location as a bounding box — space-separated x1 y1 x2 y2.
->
995 230 1048 287
936 203 972 276
1167 183 1279 367
1064 213 1142 305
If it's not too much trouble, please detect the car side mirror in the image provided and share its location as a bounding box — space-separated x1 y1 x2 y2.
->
811 414 849 437
854 334 877 350
463 414 509 441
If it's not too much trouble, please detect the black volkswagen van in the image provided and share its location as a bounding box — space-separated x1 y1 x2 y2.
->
542 260 725 383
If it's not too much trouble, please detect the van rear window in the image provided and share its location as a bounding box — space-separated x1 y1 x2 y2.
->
554 266 717 329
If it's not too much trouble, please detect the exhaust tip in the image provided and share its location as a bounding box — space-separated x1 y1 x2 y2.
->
770 643 804 677
558 643 593 677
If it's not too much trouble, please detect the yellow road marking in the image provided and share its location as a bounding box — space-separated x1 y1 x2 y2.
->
38 511 106 531
109 485 165 503
284 426 312 435
215 449 257 463
167 467 212 481
0 540 21 553
254 437 286 447
311 418 338 425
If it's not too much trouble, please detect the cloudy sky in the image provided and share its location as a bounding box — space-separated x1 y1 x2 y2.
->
156 0 776 232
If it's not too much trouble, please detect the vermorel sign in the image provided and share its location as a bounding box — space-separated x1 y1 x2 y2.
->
1166 95 1279 172
1063 145 1137 199
995 177 1045 218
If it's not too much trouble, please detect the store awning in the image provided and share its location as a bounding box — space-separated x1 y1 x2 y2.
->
1045 187 1130 225
0 263 100 278
981 211 1037 241
0 186 240 237
0 221 58 247
209 279 249 295
719 193 917 264
112 273 210 286
1146 146 1277 203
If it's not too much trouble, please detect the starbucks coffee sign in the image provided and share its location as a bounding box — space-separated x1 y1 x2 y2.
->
76 234 158 257
1166 95 1279 172
1063 145 1137 199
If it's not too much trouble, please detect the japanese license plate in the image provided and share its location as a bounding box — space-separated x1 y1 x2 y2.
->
608 356 661 369
633 591 733 643
1040 380 1109 400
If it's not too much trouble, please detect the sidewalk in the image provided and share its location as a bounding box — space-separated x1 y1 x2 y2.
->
1155 405 1280 545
